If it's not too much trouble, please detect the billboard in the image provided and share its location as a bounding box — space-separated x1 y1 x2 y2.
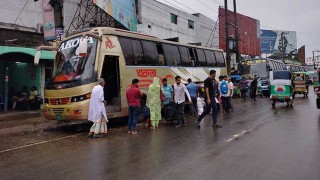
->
93 0 137 32
42 0 56 41
260 30 297 55
219 7 261 56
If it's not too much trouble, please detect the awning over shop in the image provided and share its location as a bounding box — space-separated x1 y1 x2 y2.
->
0 46 54 60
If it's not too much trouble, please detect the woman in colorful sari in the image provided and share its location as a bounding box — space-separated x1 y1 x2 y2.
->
147 77 162 130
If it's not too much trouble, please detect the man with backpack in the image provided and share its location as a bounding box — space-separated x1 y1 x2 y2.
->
219 75 230 113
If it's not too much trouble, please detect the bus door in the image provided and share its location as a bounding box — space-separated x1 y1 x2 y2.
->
101 55 121 113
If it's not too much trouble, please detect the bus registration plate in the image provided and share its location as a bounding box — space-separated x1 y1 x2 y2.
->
55 114 63 120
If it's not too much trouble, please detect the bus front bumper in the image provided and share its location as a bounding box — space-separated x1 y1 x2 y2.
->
44 101 89 121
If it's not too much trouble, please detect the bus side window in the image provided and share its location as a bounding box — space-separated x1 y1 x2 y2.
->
171 45 182 66
162 44 175 66
189 48 197 66
204 50 217 67
141 40 159 66
214 51 225 67
118 37 134 65
131 39 145 65
179 46 193 66
156 43 165 66
196 49 207 66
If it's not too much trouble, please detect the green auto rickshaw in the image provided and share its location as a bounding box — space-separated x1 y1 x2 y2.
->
270 70 293 108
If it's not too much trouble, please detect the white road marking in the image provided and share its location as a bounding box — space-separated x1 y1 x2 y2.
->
0 133 84 154
226 130 248 142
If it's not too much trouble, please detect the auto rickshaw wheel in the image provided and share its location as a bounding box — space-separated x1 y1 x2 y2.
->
272 102 275 108
292 94 295 100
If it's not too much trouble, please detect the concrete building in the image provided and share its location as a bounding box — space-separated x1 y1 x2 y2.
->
137 0 218 47
63 0 218 47
0 0 43 31
0 1 53 111
306 56 320 67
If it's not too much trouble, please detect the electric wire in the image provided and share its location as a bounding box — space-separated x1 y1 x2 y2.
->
12 0 29 25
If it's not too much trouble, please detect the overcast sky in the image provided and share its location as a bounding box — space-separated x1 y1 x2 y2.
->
157 0 320 57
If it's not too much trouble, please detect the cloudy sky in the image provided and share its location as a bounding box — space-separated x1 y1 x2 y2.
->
157 0 320 57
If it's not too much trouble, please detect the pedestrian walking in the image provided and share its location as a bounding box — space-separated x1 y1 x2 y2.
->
228 78 234 112
88 78 108 138
196 70 222 128
126 79 143 135
186 78 198 117
197 84 205 116
147 77 162 130
251 75 258 101
219 75 230 113
240 77 248 100
173 76 192 127
247 77 253 98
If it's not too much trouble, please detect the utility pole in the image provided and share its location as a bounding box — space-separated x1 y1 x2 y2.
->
225 0 231 76
279 32 288 63
233 0 239 64
313 50 320 70
281 33 285 63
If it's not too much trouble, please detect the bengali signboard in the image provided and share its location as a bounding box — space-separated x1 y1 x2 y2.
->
55 28 64 47
42 0 56 41
93 0 137 32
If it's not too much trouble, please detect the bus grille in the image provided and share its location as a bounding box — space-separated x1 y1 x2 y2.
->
49 98 70 105
52 108 65 114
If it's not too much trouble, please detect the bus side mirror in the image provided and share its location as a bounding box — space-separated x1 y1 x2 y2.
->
78 37 88 57
34 50 41 66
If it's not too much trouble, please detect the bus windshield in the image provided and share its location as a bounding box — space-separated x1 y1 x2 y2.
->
242 60 268 78
50 36 98 87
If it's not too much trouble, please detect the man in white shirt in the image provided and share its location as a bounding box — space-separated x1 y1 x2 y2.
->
88 78 108 138
228 78 234 112
173 76 192 127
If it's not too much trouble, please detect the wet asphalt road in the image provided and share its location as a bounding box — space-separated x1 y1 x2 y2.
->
0 92 320 180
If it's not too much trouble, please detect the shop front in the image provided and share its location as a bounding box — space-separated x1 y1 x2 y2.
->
0 46 54 113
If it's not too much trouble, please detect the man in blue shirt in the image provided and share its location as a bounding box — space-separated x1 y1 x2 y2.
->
161 78 173 106
186 78 198 117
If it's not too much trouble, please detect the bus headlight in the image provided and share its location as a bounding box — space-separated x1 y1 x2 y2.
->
71 93 91 102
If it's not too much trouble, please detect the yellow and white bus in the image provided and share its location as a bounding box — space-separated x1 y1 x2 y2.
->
36 27 227 121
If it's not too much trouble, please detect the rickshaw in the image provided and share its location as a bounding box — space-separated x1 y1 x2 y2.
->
270 70 293 108
292 72 309 99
